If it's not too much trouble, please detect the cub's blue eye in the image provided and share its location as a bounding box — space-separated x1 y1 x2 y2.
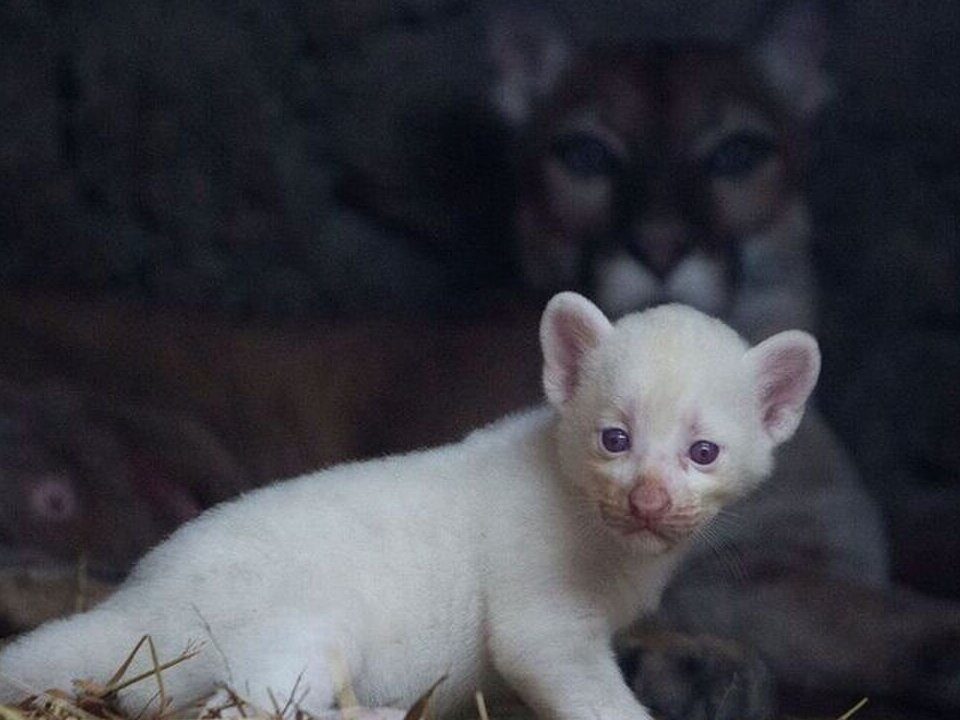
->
551 132 622 179
689 440 720 466
703 132 776 179
600 427 631 454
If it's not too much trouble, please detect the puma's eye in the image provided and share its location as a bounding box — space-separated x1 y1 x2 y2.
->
600 427 631 454
551 132 622 179
703 131 777 179
689 440 720 466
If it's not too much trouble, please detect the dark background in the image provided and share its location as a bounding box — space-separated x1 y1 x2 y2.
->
0 0 958 614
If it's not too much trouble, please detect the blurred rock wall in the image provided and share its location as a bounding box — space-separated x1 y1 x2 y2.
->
0 0 784 318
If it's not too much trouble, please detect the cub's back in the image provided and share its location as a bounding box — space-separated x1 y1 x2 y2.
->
116 410 554 623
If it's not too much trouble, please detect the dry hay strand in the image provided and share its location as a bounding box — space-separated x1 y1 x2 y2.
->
15 636 194 719
0 635 202 720
0 638 449 720
0 631 869 720
835 697 869 720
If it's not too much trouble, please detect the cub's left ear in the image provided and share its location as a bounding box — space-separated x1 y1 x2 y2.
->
745 330 821 444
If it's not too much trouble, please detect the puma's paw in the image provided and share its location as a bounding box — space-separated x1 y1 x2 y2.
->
619 629 775 720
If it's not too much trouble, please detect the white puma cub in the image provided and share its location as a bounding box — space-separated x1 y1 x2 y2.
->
0 293 819 720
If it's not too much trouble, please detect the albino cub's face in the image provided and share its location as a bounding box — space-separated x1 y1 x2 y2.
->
540 292 819 554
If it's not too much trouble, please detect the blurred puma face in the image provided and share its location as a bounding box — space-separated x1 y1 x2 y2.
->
516 44 801 318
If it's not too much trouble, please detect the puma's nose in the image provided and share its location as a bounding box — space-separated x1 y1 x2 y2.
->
630 218 691 278
628 481 673 521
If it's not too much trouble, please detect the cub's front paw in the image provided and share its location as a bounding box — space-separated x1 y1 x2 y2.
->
619 629 774 720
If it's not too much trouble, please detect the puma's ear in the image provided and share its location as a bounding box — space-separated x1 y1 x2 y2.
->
745 330 821 444
487 2 571 126
752 1 833 121
540 292 612 407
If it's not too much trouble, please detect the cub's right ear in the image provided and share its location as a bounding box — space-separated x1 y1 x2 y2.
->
540 292 612 407
487 2 571 126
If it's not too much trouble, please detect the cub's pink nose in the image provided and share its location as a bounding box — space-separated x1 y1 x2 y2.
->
628 482 672 521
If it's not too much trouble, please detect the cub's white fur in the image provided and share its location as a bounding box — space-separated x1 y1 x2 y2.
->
0 294 819 720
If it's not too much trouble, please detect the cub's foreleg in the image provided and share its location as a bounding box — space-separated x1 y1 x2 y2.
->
490 612 654 720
